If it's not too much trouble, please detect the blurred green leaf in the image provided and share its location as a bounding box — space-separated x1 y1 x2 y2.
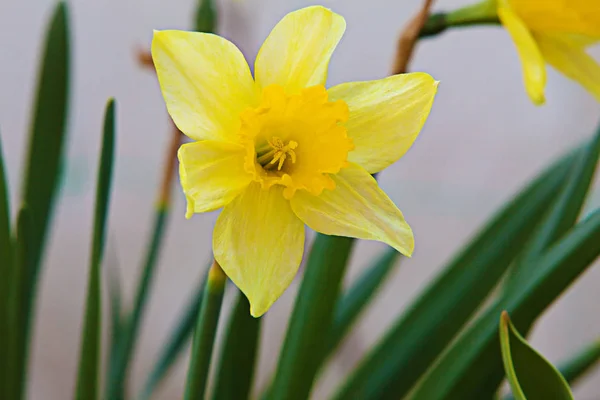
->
21 0 70 290
499 311 573 400
194 0 216 33
408 207 600 400
140 271 207 400
505 125 600 293
326 247 400 357
106 208 169 399
559 338 600 385
333 149 575 400
271 235 355 400
75 99 115 400
8 207 34 400
212 290 261 400
469 126 600 398
184 262 227 400
19 0 70 376
0 134 12 399
107 249 123 385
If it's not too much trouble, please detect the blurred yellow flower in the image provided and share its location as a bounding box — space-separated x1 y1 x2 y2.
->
498 0 600 104
152 6 438 317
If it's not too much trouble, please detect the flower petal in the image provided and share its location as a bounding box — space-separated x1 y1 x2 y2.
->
178 141 252 217
328 73 438 174
152 30 258 143
290 163 413 256
213 183 305 317
254 6 345 94
535 33 600 102
498 1 547 105
509 0 600 38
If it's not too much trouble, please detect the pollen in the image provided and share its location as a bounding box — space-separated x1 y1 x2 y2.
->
256 137 298 171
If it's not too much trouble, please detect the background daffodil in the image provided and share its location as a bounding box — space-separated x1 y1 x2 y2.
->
152 5 438 317
497 0 600 104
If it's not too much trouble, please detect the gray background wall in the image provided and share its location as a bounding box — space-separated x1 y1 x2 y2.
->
1 0 599 398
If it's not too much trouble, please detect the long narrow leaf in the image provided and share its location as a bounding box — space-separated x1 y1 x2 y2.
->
75 99 115 400
271 235 355 400
106 208 169 399
8 207 34 400
408 208 600 400
326 247 400 357
333 149 575 400
184 261 226 400
19 1 70 377
140 271 207 400
559 339 600 385
107 247 123 385
472 127 600 398
0 134 12 399
499 311 573 400
212 289 261 400
505 125 600 293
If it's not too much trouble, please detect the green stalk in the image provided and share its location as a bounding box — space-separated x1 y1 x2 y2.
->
419 1 500 38
212 290 261 400
270 235 355 400
184 261 227 400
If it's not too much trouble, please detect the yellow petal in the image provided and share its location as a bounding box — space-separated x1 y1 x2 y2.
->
328 73 438 174
498 1 547 105
152 30 258 143
254 6 345 94
178 141 252 217
213 183 305 317
290 163 413 256
509 0 600 38
536 33 600 102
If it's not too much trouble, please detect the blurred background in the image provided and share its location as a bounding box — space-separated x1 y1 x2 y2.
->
1 0 600 398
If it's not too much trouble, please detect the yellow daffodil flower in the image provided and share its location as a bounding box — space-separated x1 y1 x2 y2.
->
497 0 600 104
152 6 438 317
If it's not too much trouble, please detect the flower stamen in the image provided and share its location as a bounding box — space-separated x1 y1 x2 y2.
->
257 136 298 171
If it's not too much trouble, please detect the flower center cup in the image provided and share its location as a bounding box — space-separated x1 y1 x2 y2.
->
240 84 354 199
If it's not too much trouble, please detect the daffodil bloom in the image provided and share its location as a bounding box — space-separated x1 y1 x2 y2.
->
152 6 437 316
497 0 600 104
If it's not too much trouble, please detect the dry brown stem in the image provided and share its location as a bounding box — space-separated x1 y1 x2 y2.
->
390 0 435 75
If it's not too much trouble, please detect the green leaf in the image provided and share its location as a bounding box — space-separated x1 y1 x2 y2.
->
8 207 34 400
326 247 400 357
140 271 207 400
19 0 70 376
106 251 123 385
559 338 600 385
75 99 115 400
271 235 355 400
469 126 600 399
212 290 261 400
106 207 170 399
505 125 600 293
333 149 575 400
0 133 12 399
408 208 600 400
500 311 573 400
184 262 227 400
21 0 70 291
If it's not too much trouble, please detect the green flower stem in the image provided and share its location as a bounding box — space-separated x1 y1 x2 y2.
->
419 1 500 39
184 261 227 400
270 235 355 400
